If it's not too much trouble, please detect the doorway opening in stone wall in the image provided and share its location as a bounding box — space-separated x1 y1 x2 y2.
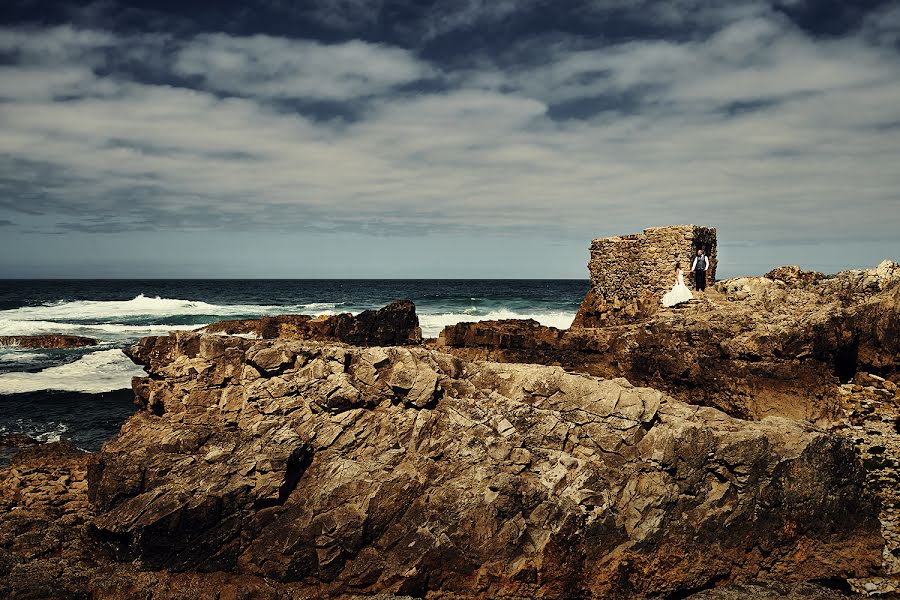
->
692 238 716 283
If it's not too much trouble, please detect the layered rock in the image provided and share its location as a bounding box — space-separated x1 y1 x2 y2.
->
439 261 900 423
201 299 422 346
437 318 566 351
0 334 98 348
75 331 882 598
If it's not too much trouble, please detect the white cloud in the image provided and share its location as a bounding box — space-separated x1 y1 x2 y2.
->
173 34 434 101
0 14 899 245
0 25 116 62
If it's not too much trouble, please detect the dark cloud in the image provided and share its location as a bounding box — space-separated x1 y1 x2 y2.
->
0 0 897 250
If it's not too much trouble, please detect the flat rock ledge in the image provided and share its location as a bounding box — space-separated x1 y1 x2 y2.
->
0 334 98 348
201 299 422 346
65 331 881 598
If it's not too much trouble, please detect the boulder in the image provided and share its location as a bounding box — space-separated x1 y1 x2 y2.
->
764 265 825 286
201 300 422 346
0 334 98 348
80 332 881 598
436 318 566 350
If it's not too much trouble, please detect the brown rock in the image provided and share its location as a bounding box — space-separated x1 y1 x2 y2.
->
0 433 40 448
682 581 855 599
77 332 881 598
201 300 422 346
0 334 98 348
764 265 825 286
437 318 566 350
441 260 900 423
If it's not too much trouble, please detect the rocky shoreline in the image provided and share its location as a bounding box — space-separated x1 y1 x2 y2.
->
0 334 98 348
1 235 899 598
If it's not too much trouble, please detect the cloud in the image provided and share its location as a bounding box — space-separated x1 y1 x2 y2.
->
173 34 434 101
0 25 116 62
0 5 898 246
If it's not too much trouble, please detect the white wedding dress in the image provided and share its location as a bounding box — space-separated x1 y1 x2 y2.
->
662 269 693 307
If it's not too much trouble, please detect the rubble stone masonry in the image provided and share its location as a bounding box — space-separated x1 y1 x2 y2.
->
572 225 717 327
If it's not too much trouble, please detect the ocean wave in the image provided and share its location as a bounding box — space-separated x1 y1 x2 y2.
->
0 349 146 394
35 422 69 443
0 350 49 363
0 294 335 322
0 318 194 337
417 309 576 338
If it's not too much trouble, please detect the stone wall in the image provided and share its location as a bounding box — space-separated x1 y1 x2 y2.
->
572 225 717 327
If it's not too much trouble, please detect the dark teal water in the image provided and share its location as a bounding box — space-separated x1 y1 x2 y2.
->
0 279 587 450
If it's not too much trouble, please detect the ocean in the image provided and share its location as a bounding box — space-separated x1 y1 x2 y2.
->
0 279 587 452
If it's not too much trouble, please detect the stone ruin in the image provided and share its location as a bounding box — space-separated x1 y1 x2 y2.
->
572 225 717 327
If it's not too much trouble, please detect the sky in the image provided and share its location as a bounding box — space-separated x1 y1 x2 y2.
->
0 0 899 278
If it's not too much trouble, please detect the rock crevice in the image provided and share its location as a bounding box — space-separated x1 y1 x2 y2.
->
74 331 884 598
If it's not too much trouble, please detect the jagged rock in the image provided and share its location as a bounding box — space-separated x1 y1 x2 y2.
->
201 299 422 346
764 265 825 286
439 261 900 423
0 334 98 348
74 332 882 598
437 318 566 350
0 433 40 448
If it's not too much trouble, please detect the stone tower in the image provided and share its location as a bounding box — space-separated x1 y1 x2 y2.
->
572 225 717 327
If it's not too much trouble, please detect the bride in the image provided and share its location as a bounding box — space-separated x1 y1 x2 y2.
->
662 262 693 307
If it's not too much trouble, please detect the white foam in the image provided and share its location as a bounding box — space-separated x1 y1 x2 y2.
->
418 309 576 338
36 423 69 443
0 294 333 322
212 331 259 339
0 349 146 394
0 318 191 337
0 350 48 363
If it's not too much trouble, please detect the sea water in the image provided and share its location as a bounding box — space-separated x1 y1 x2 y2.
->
0 279 587 450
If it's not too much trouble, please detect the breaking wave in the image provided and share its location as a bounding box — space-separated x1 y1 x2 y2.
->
0 294 336 322
0 349 146 394
417 309 576 338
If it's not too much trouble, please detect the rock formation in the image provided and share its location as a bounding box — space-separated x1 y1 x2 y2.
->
438 261 900 423
201 299 422 346
1 226 897 598
71 331 882 598
0 334 98 348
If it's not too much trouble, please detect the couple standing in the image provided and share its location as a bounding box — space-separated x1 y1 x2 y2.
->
661 249 709 307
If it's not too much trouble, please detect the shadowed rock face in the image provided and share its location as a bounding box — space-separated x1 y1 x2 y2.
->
437 262 900 423
80 331 882 598
0 334 98 348
201 299 422 346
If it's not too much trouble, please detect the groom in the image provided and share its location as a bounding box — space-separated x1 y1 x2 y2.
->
690 248 710 291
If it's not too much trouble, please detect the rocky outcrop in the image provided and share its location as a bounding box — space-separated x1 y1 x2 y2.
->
437 318 566 351
439 261 900 424
73 331 881 598
201 299 422 346
764 265 825 286
0 334 98 348
0 433 40 447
